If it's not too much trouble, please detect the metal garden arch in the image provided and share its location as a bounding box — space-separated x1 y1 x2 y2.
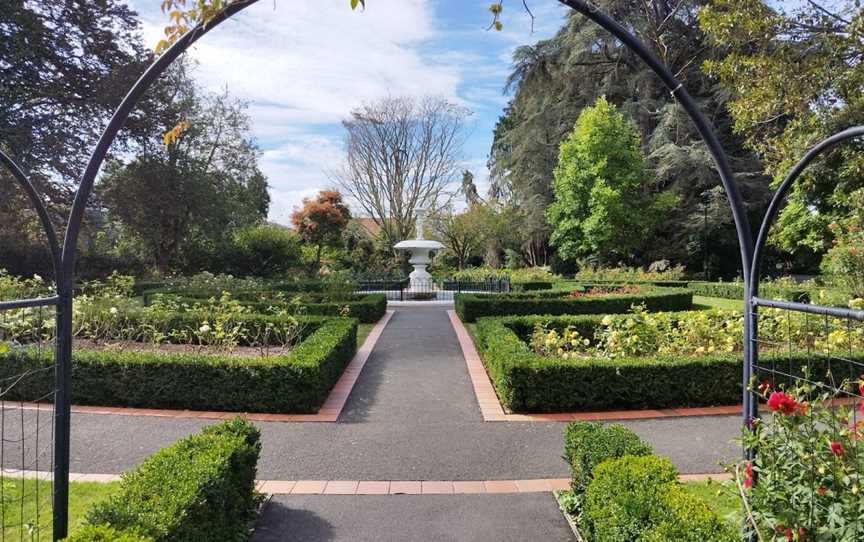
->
1 0 859 539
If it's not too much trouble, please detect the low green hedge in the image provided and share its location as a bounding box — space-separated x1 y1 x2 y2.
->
563 421 736 542
687 281 809 302
66 525 151 542
455 287 692 322
582 456 736 542
512 281 553 291
473 315 856 412
0 317 358 413
68 418 261 542
564 422 653 495
142 292 386 323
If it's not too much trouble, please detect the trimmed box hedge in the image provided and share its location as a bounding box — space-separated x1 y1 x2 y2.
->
473 315 856 413
68 417 260 542
687 281 810 302
142 292 386 323
0 317 358 413
454 287 692 322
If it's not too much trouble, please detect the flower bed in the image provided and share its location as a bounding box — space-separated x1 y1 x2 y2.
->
454 286 692 322
473 313 862 413
0 316 357 413
67 417 260 542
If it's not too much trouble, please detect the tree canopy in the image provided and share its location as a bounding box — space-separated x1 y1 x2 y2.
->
700 0 864 266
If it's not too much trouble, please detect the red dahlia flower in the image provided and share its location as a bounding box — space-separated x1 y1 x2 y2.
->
743 462 753 489
830 441 844 457
767 391 801 415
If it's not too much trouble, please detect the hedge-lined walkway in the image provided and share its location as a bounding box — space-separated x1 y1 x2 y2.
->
2 306 741 540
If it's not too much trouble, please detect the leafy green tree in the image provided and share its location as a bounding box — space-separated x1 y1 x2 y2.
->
1 0 151 278
701 0 864 265
548 97 673 264
98 62 269 273
489 1 770 275
228 223 301 277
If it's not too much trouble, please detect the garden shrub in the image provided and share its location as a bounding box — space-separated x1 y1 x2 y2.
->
65 525 152 542
226 223 301 278
454 287 692 322
640 487 738 542
563 422 653 494
0 317 357 413
736 381 864 541
82 417 260 542
512 281 553 291
687 281 810 302
582 455 678 542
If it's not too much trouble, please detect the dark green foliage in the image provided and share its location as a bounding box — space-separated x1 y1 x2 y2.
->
582 455 678 542
141 292 386 323
227 223 301 277
65 525 153 542
454 288 692 322
687 281 809 302
640 488 738 542
511 281 553 291
473 315 855 413
0 318 357 413
563 422 653 495
82 418 260 542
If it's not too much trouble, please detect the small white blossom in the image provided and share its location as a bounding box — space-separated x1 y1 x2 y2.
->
199 324 211 334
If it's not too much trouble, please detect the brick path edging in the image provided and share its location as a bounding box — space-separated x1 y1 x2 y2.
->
2 310 394 423
2 468 732 494
446 310 743 422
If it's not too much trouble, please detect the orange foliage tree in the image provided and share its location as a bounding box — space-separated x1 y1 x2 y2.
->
290 190 351 271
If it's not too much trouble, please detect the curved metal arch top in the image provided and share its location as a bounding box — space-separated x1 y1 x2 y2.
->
749 126 864 299
0 150 61 279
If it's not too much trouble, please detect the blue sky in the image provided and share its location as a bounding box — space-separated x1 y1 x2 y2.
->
128 0 568 224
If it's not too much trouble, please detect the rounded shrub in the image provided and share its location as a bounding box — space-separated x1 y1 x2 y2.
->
582 455 678 542
228 223 300 277
640 487 738 542
64 525 152 542
563 421 653 494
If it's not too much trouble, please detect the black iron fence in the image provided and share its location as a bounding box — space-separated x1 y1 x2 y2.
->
356 278 510 301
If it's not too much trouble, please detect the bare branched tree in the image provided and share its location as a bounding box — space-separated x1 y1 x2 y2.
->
329 95 470 249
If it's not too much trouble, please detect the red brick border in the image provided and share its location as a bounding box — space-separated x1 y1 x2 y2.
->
3 310 394 423
4 468 730 494
447 310 742 422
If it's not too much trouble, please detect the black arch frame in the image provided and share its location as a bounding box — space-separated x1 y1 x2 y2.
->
2 1 857 539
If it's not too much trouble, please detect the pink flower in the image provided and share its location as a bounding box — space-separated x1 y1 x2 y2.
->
743 462 753 489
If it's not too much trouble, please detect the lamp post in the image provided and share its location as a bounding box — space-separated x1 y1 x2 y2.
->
701 189 713 281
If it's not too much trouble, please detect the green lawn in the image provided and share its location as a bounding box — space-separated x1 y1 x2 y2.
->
2 478 118 540
693 295 743 311
681 479 742 526
357 323 375 348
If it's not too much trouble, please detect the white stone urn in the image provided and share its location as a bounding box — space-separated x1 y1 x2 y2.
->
393 208 443 290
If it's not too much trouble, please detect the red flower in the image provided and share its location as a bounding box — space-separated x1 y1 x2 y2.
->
798 527 807 540
767 391 801 415
831 441 844 457
743 462 753 489
818 486 827 496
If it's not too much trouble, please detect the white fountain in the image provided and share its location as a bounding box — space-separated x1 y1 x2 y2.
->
393 208 443 291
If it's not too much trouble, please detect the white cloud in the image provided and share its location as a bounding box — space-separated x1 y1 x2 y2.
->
129 0 565 224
